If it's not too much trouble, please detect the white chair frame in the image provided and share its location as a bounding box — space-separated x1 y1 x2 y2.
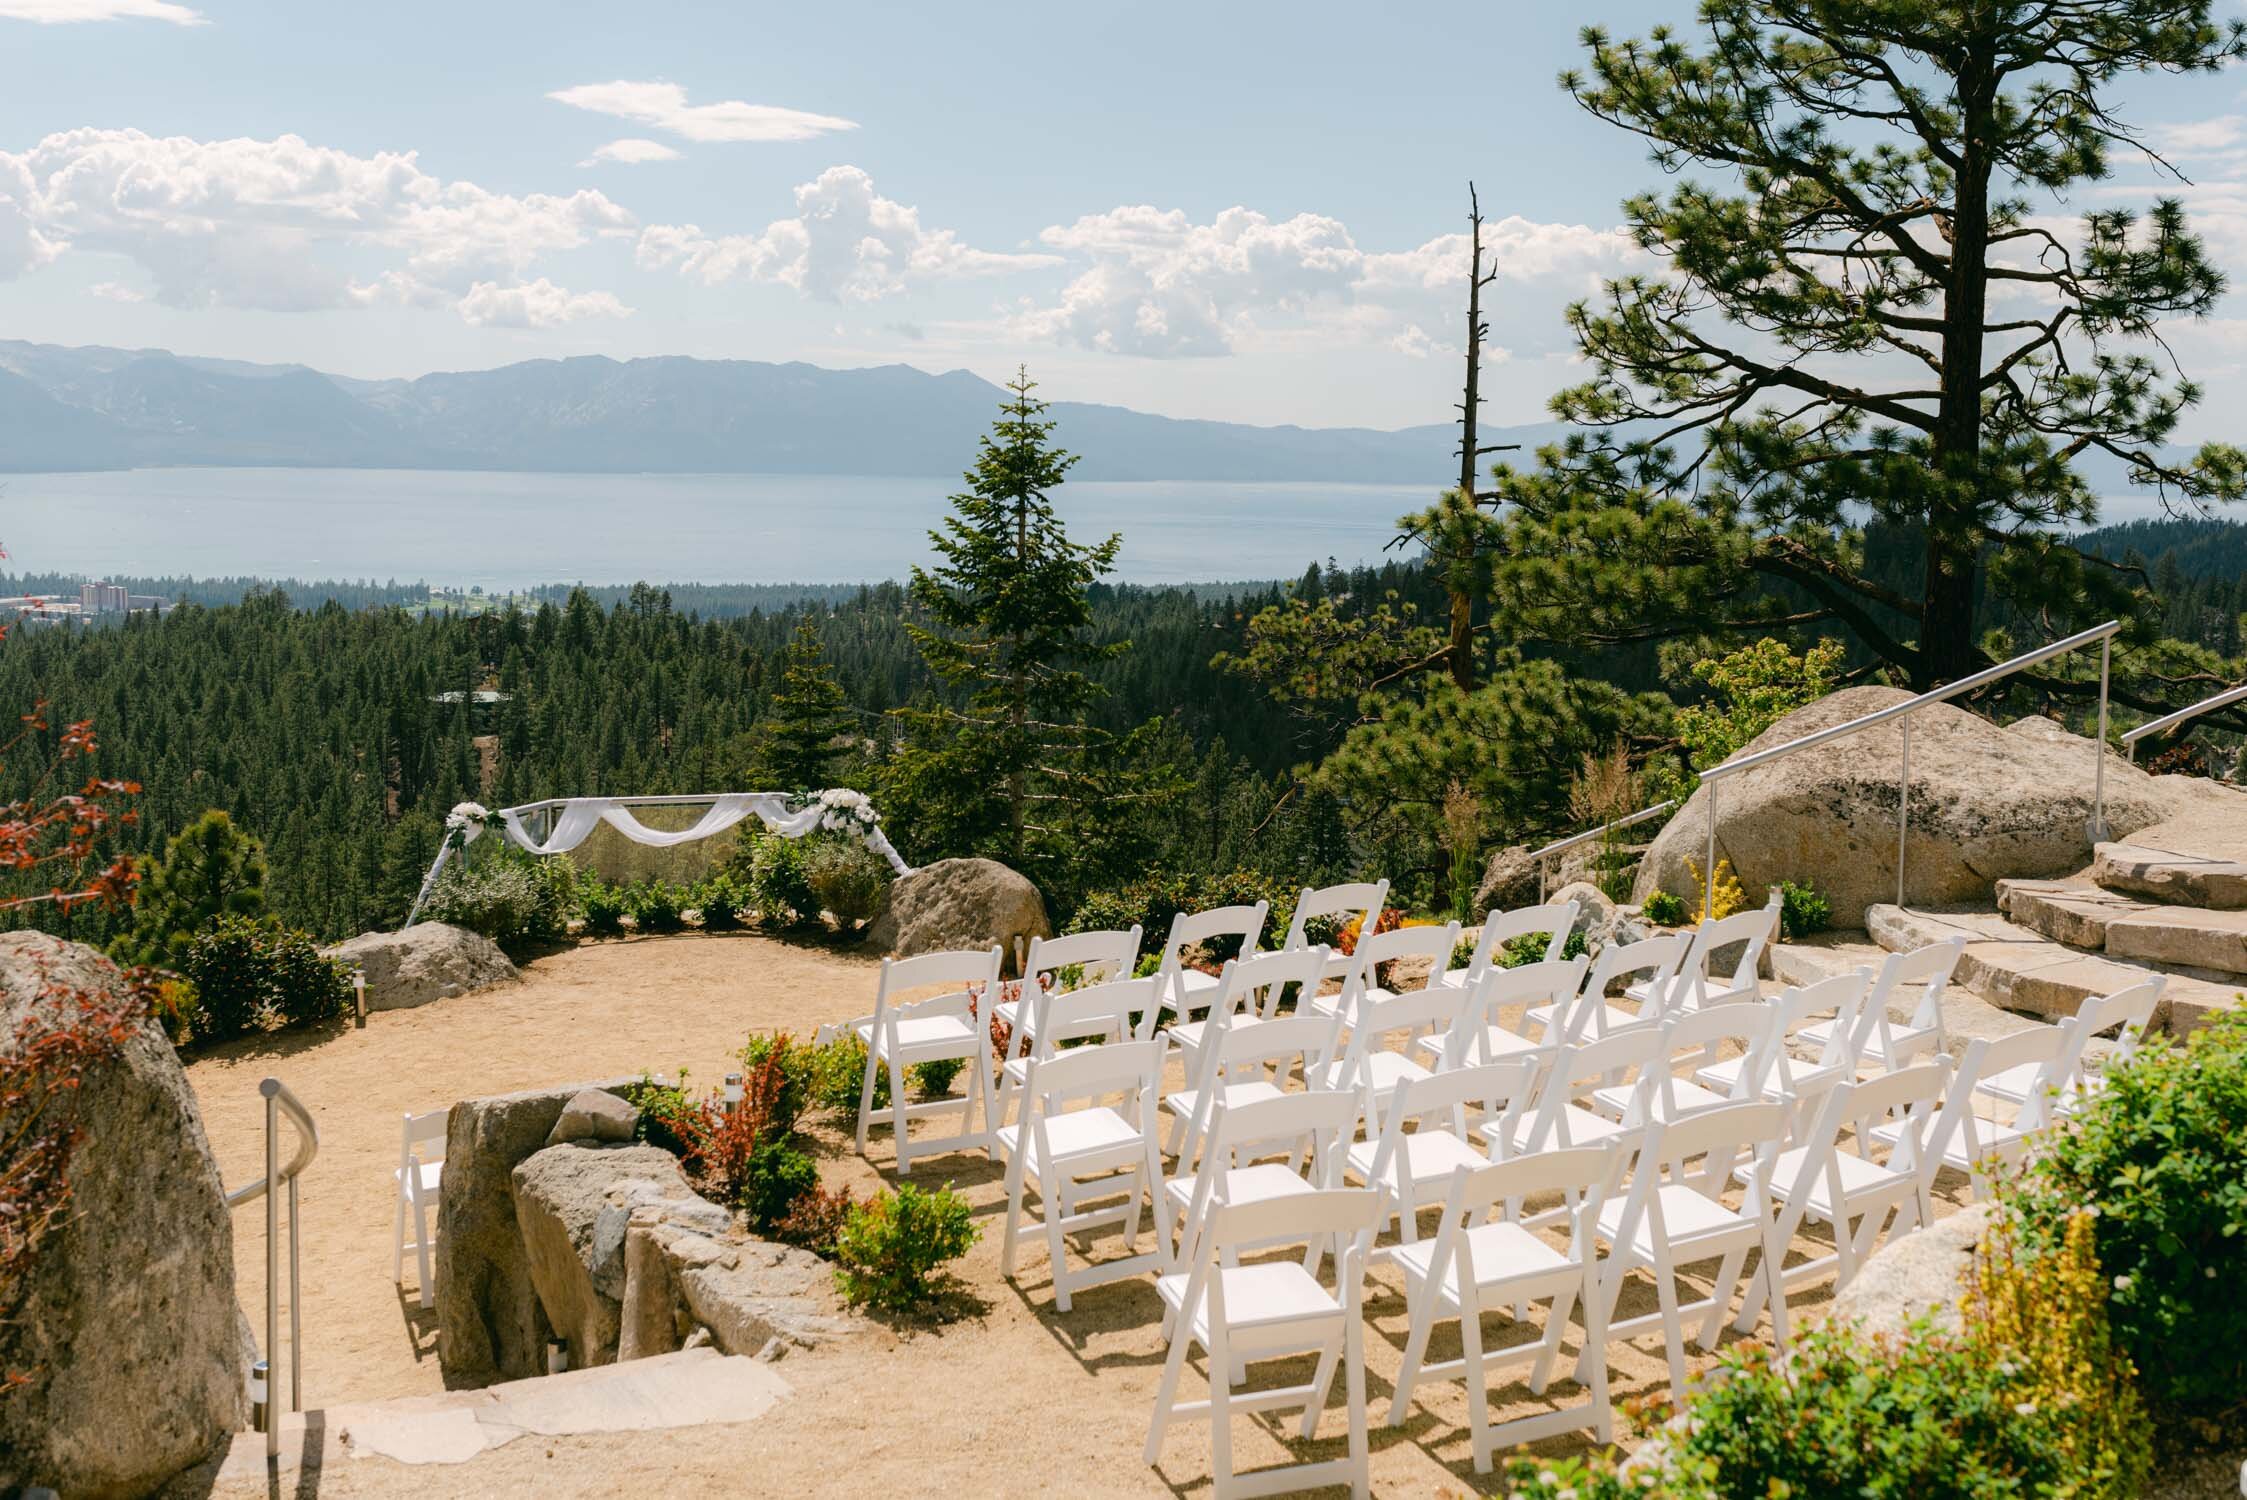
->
997 925 1144 1068
855 946 1005 1173
1280 880 1389 988
1626 892 1779 1014
1347 1061 1535 1248
393 1107 447 1309
1433 899 1582 994
1157 901 1270 1033
1529 931 1689 1044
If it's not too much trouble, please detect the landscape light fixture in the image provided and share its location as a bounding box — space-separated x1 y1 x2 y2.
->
724 1072 744 1109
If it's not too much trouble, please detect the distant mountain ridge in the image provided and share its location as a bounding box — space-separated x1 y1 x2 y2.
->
0 339 1507 483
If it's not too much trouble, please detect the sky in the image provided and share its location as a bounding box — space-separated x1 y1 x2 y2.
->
5 0 2247 433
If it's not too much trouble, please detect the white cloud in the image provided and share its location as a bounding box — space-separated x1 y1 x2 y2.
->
456 277 629 328
548 80 855 145
580 137 680 167
637 164 1055 302
0 127 634 323
89 279 143 301
1013 205 1637 358
0 0 201 23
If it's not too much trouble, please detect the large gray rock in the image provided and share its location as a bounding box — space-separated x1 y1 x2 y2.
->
0 934 250 1498
1826 1202 1991 1339
324 922 518 1012
435 1076 634 1387
512 1142 709 1370
1636 687 2186 927
1476 842 1645 917
546 1087 637 1148
865 857 1051 972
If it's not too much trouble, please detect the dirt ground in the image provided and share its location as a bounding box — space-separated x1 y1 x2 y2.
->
183 931 1913 1500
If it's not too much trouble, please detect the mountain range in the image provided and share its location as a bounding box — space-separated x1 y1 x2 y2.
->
0 339 1503 483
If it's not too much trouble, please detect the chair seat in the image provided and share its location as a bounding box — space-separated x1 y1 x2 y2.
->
1170 969 1224 1011
395 1159 443 1195
1484 1103 1627 1153
1393 1220 1572 1301
1156 1261 1341 1339
1751 1146 1914 1221
1590 1075 1729 1121
1973 1059 2069 1111
856 1013 978 1057
1871 1113 2032 1170
995 1107 1142 1169
1626 974 1756 1012
1693 1053 1846 1101
1412 1024 1543 1067
1310 984 1395 1027
1321 1049 1430 1099
1797 1016 1935 1062
1345 1129 1486 1193
1598 1184 1759 1257
1168 1013 1262 1058
1163 1078 1284 1124
1525 1000 1646 1041
1162 1160 1315 1214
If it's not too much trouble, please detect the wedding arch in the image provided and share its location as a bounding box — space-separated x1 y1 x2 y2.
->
402 789 914 928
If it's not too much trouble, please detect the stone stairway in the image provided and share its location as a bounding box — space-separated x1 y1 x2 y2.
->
1770 839 2247 1039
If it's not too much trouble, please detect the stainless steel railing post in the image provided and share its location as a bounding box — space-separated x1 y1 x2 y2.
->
1897 714 1912 910
1704 779 1719 920
2090 636 2113 844
263 1085 278 1462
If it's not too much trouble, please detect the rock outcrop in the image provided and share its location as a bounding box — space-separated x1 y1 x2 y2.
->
1636 687 2191 926
512 1142 714 1369
546 1087 637 1148
436 1077 634 1387
0 934 250 1499
324 922 518 1012
621 1204 853 1362
864 857 1051 971
1476 842 1645 917
1826 1202 1990 1339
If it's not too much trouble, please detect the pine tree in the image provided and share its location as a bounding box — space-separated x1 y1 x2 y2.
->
749 613 852 790
109 809 268 967
1479 1 2247 706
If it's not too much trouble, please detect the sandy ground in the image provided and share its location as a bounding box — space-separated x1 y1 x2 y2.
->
181 931 1924 1500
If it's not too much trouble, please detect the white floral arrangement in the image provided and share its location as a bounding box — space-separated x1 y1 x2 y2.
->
813 787 880 833
444 800 494 849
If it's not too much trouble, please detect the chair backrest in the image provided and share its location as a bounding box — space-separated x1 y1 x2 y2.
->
1933 1022 2074 1167
1553 931 1689 1041
1645 1001 1774 1116
1851 936 1967 1063
401 1107 447 1166
1375 1057 1536 1142
1282 880 1389 951
1745 969 1873 1097
1162 901 1269 960
1340 919 1462 1001
1675 893 1781 999
1176 1089 1365 1268
1201 1185 1381 1264
1617 1099 1786 1227
1514 1029 1662 1149
878 946 1005 1004
1027 974 1166 1052
1217 944 1333 1023
1332 975 1470 1094
2071 978 2163 1070
1792 1060 1949 1197
1461 899 1584 976
1023 926 1143 989
1435 956 1586 1070
1178 1009 1346 1162
1439 1143 1618 1269
1019 1035 1165 1114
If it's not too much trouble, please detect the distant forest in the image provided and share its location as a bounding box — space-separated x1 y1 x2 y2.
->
4 514 2244 947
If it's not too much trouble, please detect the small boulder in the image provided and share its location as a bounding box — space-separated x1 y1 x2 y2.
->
324 922 518 1012
1826 1202 1990 1339
512 1142 701 1371
864 857 1051 972
546 1088 637 1148
0 934 250 1498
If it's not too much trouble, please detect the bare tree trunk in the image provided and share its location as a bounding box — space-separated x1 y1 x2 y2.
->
1924 56 1994 690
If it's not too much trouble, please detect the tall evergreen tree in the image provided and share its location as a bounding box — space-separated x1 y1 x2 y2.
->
748 613 852 789
109 809 267 967
1481 0 2247 706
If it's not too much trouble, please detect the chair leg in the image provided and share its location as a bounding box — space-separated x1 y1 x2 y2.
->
888 1056 912 1173
1000 1149 1030 1279
1207 1322 1235 1500
1583 1264 1614 1442
1460 1296 1494 1473
392 1183 407 1285
413 1194 436 1310
1529 1287 1573 1395
855 1043 878 1157
1143 1301 1194 1466
1696 1245 1747 1349
1045 1171 1074 1313
1344 1312 1370 1500
1385 1295 1436 1426
1653 1253 1690 1397
1301 1332 1341 1440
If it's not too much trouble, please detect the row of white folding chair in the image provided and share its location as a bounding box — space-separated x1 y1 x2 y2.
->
1167 944 1333 1090
1974 977 2162 1115
855 946 1006 1173
999 925 1145 1066
1625 892 1782 1014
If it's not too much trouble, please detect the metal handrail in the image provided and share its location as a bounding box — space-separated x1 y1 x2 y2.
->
2121 681 2247 759
224 1078 316 1462
1687 620 2122 916
1527 799 1679 901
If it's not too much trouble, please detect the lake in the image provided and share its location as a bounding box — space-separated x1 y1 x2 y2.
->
0 468 1430 588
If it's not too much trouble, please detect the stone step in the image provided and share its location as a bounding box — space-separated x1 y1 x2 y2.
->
1994 879 2148 949
1995 878 2247 978
1866 903 2241 1035
1771 931 2047 1049
2093 841 2247 910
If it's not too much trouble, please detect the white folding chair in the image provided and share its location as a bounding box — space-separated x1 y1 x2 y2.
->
1487 1029 1662 1158
393 1108 447 1308
855 946 1004 1173
1146 1188 1381 1500
997 925 1143 1068
1317 980 1469 1133
1594 1099 1790 1396
1975 978 2162 1114
995 974 1165 1129
1591 998 1770 1124
1627 893 1778 1013
1280 879 1389 988
1892 1025 2075 1198
1732 1060 1950 1335
1157 901 1270 1034
1347 1061 1534 1247
1430 898 1582 995
1164 1005 1341 1165
1528 931 1689 1043
1312 919 1462 1029
1693 969 1870 1136
1167 945 1331 1088
1387 1144 1622 1467
1798 936 1966 1070
999 1038 1169 1311
1163 1086 1360 1273
1418 956 1587 1072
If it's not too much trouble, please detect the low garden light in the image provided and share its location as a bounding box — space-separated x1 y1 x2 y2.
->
723 1072 743 1110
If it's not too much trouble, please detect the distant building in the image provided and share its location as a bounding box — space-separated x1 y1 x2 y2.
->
80 581 129 614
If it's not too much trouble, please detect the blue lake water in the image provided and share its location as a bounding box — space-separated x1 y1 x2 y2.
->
0 468 1430 588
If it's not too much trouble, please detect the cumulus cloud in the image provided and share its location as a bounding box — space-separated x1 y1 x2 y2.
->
89 279 143 301
637 164 1056 302
0 0 201 22
548 80 854 145
456 277 629 328
1013 205 1636 358
581 137 680 167
0 127 635 323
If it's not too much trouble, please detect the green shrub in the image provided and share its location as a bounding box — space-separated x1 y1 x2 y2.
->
811 1035 886 1123
152 976 200 1046
1070 868 1298 958
624 1070 700 1155
743 834 817 925
802 838 888 926
175 916 352 1042
738 1032 816 1139
422 854 576 950
695 875 746 930
579 879 628 937
1777 877 1832 939
741 1138 820 1232
833 1182 977 1311
910 1056 965 1098
625 878 688 934
2012 1006 2247 1416
1498 927 1586 968
1641 888 1688 926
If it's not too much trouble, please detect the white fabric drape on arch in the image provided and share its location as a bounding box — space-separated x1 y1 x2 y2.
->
403 791 913 928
